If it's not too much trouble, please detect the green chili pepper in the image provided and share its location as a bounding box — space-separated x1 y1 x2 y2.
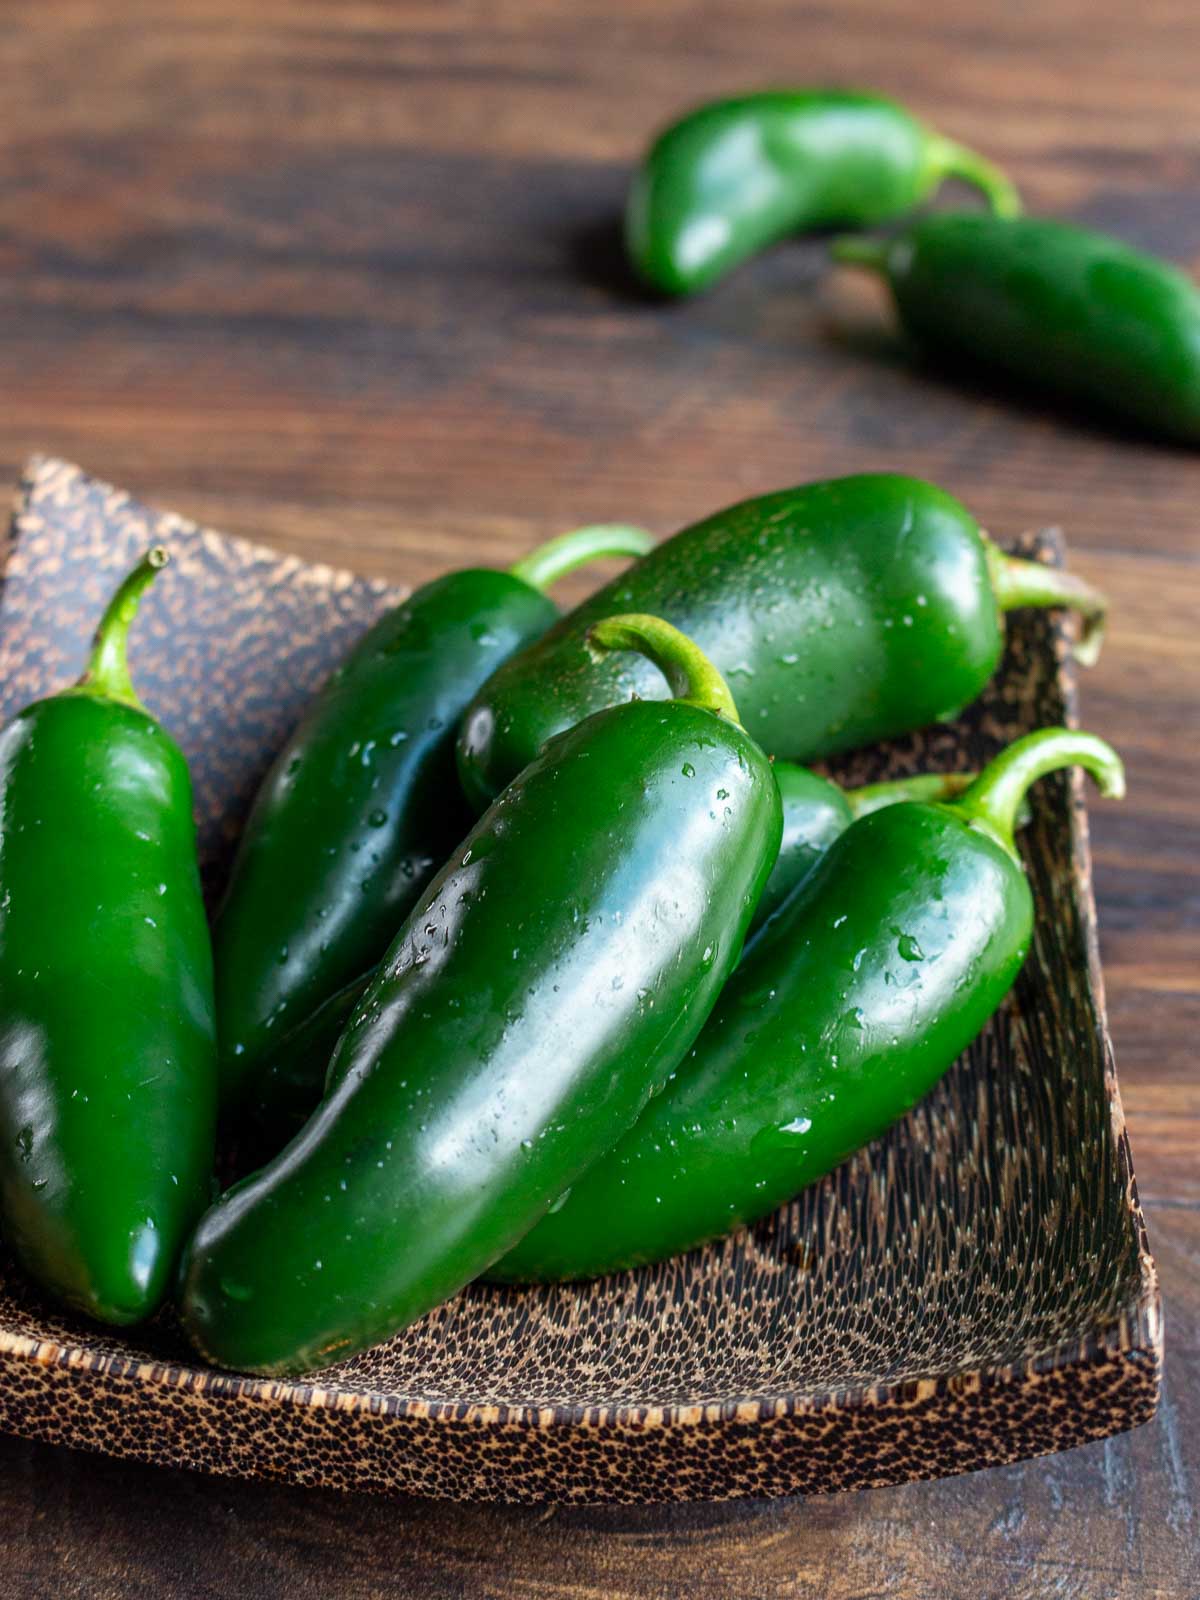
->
213 522 654 1112
178 617 782 1375
626 90 1020 297
491 727 1123 1283
458 474 1107 810
239 972 369 1153
833 213 1200 442
751 763 980 935
0 551 216 1324
238 762 980 1151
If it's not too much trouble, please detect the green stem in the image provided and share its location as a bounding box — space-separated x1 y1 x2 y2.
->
587 613 741 726
509 524 655 593
983 536 1108 666
845 770 979 818
76 547 169 709
846 769 1033 830
953 728 1124 858
829 234 892 273
925 135 1022 219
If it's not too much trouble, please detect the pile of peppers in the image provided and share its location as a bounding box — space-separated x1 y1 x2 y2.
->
0 86 1143 1378
0 473 1122 1377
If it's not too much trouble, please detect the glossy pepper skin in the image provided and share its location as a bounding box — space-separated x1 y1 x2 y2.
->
458 473 1107 809
0 551 216 1324
627 90 1019 297
749 763 978 935
240 764 979 1150
213 522 653 1111
178 617 781 1375
834 214 1200 442
492 728 1124 1283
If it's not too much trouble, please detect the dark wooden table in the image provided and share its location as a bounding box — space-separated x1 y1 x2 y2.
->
0 3 1196 1595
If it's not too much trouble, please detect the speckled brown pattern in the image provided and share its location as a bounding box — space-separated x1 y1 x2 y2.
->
0 456 397 892
0 457 1160 1503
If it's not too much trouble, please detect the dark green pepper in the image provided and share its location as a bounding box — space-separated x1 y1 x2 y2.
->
834 213 1200 442
241 763 980 1149
178 617 782 1375
458 474 1107 809
752 763 978 935
491 728 1123 1283
0 551 216 1323
627 90 1019 297
213 522 653 1111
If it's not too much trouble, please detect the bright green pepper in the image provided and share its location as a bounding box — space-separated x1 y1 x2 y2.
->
627 90 1020 297
490 728 1123 1283
213 522 653 1111
177 617 782 1375
834 214 1200 442
458 474 1107 809
238 762 980 1152
0 551 216 1323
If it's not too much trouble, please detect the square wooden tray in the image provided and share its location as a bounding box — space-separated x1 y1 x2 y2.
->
0 456 1160 1504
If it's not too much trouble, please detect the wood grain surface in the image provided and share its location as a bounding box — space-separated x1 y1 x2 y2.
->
0 0 1195 1595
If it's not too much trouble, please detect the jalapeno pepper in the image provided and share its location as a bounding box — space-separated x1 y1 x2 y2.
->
491 728 1123 1283
458 474 1107 809
751 763 979 935
833 214 1200 442
238 762 980 1152
213 522 654 1112
627 90 1020 297
178 617 781 1375
0 551 216 1324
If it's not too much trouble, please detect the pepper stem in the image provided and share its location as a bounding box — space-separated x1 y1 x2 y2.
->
829 234 892 273
983 536 1108 666
846 769 1033 830
586 613 741 726
954 728 1124 857
845 770 979 818
509 524 655 593
77 547 169 709
924 135 1022 219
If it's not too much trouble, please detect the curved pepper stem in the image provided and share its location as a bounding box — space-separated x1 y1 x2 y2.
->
509 524 655 593
923 135 1022 219
845 770 978 818
77 547 169 710
830 234 892 273
847 768 1033 830
983 536 1108 666
587 613 741 727
953 727 1125 859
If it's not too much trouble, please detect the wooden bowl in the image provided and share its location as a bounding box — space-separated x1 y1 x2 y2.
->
0 457 1160 1504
